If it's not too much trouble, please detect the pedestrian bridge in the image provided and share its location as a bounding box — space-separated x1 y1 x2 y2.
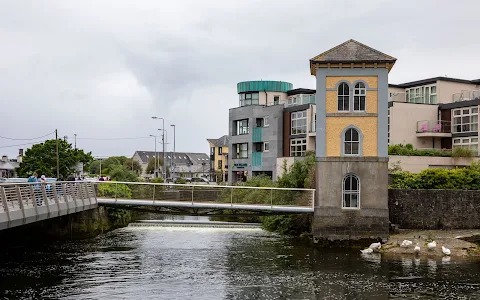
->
0 182 97 230
97 181 315 216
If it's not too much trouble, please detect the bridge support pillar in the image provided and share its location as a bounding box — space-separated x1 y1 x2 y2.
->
312 158 389 243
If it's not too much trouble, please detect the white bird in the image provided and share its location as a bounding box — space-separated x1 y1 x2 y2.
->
369 242 381 250
400 240 413 248
427 241 437 250
360 248 373 254
442 246 451 256
414 244 421 253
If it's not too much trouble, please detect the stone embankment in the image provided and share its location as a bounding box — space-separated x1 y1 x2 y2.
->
380 229 480 257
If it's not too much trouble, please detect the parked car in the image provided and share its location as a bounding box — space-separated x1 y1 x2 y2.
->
189 177 210 185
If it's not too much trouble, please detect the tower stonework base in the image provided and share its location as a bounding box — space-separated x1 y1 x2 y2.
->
313 157 389 241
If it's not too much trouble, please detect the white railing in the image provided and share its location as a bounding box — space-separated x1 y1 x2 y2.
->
94 181 315 209
0 182 97 230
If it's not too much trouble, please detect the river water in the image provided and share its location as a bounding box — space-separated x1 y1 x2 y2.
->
1 218 480 299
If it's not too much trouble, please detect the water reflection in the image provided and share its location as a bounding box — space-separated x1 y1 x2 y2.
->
0 221 479 299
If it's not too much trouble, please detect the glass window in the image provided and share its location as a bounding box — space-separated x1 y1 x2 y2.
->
217 160 222 169
343 174 360 209
210 147 214 155
453 137 478 153
235 143 248 158
218 147 222 155
235 119 249 135
264 142 269 152
291 111 307 135
452 107 478 133
264 116 269 127
354 82 366 111
274 96 279 105
290 138 307 157
338 83 350 111
344 128 360 155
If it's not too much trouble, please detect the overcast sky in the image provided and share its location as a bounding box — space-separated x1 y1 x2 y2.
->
1 0 479 158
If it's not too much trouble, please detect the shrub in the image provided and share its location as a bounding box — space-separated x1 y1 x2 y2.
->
97 183 132 198
452 147 474 158
388 144 451 157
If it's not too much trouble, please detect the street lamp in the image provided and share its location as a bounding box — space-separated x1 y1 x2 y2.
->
152 116 165 179
158 128 168 178
170 124 176 179
149 134 158 178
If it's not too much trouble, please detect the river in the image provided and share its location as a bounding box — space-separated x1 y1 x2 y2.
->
1 217 480 299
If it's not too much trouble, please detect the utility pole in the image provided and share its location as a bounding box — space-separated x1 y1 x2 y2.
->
171 124 176 179
149 135 157 178
152 117 165 179
55 129 60 179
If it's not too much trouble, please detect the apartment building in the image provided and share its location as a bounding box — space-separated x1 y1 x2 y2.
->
388 77 480 153
228 81 317 183
207 135 229 182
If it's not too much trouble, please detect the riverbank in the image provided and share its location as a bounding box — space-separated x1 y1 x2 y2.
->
381 229 480 257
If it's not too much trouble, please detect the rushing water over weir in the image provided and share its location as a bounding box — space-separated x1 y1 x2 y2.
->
1 218 480 299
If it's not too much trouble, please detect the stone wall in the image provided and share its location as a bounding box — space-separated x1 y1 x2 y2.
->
389 189 480 229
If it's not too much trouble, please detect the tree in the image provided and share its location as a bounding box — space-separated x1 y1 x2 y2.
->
123 158 142 174
146 157 164 175
108 165 138 182
17 139 93 179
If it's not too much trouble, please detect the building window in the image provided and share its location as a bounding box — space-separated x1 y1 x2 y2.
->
235 119 249 135
453 107 478 133
218 147 222 155
291 111 307 135
235 143 248 158
264 116 269 127
210 147 215 155
290 138 307 157
453 137 478 153
353 82 366 111
263 142 269 152
274 96 279 105
405 85 437 104
239 92 259 106
343 127 360 155
342 174 360 209
217 160 222 169
338 82 350 111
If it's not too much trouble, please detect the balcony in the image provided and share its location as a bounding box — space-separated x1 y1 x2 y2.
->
309 121 316 136
252 127 263 143
453 90 480 102
252 152 262 167
389 92 437 104
416 120 451 137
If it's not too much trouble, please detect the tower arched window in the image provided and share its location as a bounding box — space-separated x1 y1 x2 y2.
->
342 174 360 208
344 128 360 155
353 82 366 111
337 82 350 111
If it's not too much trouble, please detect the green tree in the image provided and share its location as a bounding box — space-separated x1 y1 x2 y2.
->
123 158 143 174
277 151 316 188
17 139 93 179
146 157 164 174
108 165 138 182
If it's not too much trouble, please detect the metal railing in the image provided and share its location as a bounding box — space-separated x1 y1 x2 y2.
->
416 120 451 133
310 121 316 133
0 182 97 229
453 90 480 102
95 181 315 209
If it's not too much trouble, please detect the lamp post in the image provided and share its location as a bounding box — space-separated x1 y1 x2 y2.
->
152 117 165 179
170 124 176 179
149 135 157 178
158 129 168 178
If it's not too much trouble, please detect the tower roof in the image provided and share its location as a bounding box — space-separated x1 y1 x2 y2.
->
310 39 396 75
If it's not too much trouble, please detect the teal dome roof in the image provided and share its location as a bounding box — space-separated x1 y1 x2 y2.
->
237 81 293 94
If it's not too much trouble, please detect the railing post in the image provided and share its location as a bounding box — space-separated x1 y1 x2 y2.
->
81 183 91 207
230 187 233 207
29 185 39 219
270 189 273 208
115 183 118 203
191 185 194 205
15 185 26 223
63 183 70 211
52 184 61 212
41 184 51 216
312 190 315 209
153 184 156 202
0 186 11 224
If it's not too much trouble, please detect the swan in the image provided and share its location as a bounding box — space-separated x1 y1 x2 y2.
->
369 242 381 250
414 244 421 253
360 248 373 254
442 246 451 256
427 241 436 250
400 240 413 248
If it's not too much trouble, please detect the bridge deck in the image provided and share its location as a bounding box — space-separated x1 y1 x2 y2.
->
98 198 313 213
